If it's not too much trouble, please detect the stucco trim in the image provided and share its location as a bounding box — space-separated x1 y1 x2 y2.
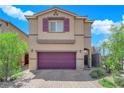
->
47 32 66 33
48 17 64 20
35 50 77 52
77 58 84 60
75 34 84 36
37 39 75 44
85 20 94 24
84 36 91 38
29 58 37 60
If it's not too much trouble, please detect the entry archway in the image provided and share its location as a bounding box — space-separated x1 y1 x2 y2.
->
84 48 91 68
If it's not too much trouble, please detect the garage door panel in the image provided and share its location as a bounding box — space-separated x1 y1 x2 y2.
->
38 53 75 58
38 52 76 69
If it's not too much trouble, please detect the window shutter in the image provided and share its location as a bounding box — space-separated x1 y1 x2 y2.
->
64 18 69 32
43 18 48 32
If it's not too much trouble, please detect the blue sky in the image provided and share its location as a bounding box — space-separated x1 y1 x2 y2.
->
0 5 124 47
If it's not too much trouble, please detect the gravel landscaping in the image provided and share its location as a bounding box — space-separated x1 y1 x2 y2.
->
0 69 102 88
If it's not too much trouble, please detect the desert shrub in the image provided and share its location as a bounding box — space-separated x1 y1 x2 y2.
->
99 79 116 88
90 68 106 79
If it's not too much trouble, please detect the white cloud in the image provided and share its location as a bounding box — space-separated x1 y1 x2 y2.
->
92 19 114 35
23 11 34 15
99 38 109 45
96 38 111 47
122 15 124 24
0 5 34 21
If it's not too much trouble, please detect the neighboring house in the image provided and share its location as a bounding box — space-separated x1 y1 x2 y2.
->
26 7 93 70
91 47 100 67
0 19 29 65
91 47 97 54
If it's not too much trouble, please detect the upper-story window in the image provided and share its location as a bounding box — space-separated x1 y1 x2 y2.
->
49 20 64 32
43 18 69 32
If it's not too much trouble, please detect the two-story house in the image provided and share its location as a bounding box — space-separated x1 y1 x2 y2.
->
26 8 93 70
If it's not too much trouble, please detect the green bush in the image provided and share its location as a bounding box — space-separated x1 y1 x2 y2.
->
90 68 106 79
0 32 28 81
0 62 5 81
99 79 116 88
113 75 124 87
0 72 4 81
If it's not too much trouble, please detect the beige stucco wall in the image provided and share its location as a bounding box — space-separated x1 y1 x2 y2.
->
37 11 75 43
74 19 84 35
29 19 38 35
29 35 84 70
84 22 92 67
28 9 92 70
84 22 91 37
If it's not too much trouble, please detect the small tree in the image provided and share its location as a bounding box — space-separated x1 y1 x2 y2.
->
0 32 28 81
99 40 110 72
100 23 124 73
100 41 109 62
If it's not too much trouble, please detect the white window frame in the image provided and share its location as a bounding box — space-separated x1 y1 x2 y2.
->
49 20 64 32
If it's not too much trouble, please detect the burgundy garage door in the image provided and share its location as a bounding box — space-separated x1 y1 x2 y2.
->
38 52 76 69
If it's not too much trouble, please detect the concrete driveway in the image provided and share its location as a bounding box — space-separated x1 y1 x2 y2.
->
32 70 94 81
0 69 102 88
20 70 102 88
